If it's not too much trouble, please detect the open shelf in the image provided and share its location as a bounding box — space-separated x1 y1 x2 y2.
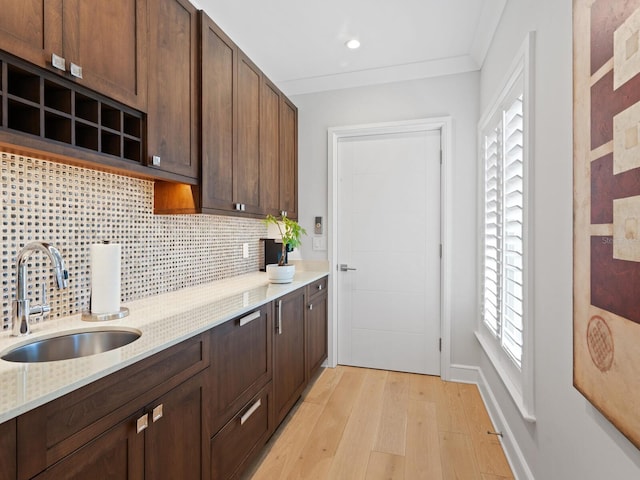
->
75 93 99 123
44 80 71 114
8 99 40 136
45 111 72 143
75 121 99 152
7 64 40 103
0 52 145 165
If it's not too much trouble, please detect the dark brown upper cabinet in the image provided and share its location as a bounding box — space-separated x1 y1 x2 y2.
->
0 0 148 111
200 13 235 212
234 53 262 215
147 0 199 182
279 96 298 220
154 11 298 218
199 13 263 215
260 79 281 216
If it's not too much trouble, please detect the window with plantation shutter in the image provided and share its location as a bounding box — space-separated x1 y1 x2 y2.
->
502 94 524 366
477 32 534 422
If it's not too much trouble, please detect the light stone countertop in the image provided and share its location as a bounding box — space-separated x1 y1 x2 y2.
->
0 269 329 424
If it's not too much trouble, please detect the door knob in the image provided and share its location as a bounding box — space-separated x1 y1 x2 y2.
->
339 264 357 272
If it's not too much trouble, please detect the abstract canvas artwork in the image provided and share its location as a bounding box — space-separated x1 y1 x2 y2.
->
574 0 640 448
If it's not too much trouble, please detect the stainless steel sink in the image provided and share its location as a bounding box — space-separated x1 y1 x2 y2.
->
1 329 142 363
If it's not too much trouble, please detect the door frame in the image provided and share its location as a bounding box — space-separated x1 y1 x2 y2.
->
327 117 454 380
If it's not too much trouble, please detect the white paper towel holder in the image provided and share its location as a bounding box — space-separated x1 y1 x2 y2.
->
82 307 129 322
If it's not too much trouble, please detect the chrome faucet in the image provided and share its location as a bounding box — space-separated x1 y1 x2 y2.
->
12 242 68 336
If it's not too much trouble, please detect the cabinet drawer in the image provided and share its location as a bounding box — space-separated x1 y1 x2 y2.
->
0 419 16 480
307 276 328 300
210 304 272 432
210 383 273 480
17 334 209 480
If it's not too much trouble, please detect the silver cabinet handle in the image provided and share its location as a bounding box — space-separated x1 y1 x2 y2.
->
277 300 282 335
51 53 66 71
136 413 149 433
70 62 83 78
152 404 163 423
239 310 261 327
240 398 262 425
339 264 357 272
309 303 313 311
317 284 323 291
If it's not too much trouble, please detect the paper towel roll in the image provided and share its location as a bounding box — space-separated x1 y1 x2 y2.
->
90 242 121 314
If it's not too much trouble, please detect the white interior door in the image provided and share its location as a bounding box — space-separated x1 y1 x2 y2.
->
337 128 441 375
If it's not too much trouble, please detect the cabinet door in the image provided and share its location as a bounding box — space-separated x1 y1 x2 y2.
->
31 416 143 480
307 290 328 380
210 384 272 480
260 79 281 215
147 0 199 180
0 0 60 71
273 288 306 424
279 96 298 219
61 0 147 110
0 419 15 480
235 53 262 213
200 13 235 212
145 373 207 480
210 305 272 433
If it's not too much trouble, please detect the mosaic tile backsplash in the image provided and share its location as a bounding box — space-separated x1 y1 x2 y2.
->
1 153 267 331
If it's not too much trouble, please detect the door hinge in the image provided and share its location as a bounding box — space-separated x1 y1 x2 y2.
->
440 150 443 164
439 338 442 352
439 244 442 258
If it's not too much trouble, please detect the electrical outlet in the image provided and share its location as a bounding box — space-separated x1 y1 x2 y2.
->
242 243 249 258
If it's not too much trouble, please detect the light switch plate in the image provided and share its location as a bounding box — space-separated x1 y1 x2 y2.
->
312 237 326 251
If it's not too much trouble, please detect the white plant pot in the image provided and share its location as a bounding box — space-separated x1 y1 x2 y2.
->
266 264 296 284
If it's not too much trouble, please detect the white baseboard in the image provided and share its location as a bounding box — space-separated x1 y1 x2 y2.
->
447 363 535 480
449 363 481 384
476 368 536 480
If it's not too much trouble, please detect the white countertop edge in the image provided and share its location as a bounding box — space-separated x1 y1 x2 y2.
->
0 268 329 423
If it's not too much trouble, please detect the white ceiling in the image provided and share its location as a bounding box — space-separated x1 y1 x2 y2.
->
195 0 506 96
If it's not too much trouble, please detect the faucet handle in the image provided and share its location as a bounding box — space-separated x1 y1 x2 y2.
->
38 284 51 322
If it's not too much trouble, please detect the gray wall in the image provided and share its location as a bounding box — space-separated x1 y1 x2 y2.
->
480 0 640 478
291 71 480 368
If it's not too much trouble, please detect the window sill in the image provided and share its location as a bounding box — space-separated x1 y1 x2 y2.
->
475 330 536 423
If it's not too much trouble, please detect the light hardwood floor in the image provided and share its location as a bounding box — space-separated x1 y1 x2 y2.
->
242 366 514 480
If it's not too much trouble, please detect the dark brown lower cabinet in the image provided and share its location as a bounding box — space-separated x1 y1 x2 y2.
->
145 372 207 480
0 419 16 480
30 372 207 480
210 383 273 480
31 416 144 480
209 305 272 434
306 283 328 380
16 334 209 480
273 287 306 425
4 276 329 480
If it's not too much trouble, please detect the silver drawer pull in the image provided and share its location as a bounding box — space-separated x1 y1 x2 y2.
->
309 303 313 311
136 414 149 433
51 53 66 71
240 398 262 425
317 284 323 290
239 310 261 327
70 62 83 79
152 404 163 423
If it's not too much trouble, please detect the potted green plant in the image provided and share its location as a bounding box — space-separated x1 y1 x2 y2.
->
263 214 306 283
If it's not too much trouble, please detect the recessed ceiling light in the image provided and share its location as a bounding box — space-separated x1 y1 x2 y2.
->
345 39 361 50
